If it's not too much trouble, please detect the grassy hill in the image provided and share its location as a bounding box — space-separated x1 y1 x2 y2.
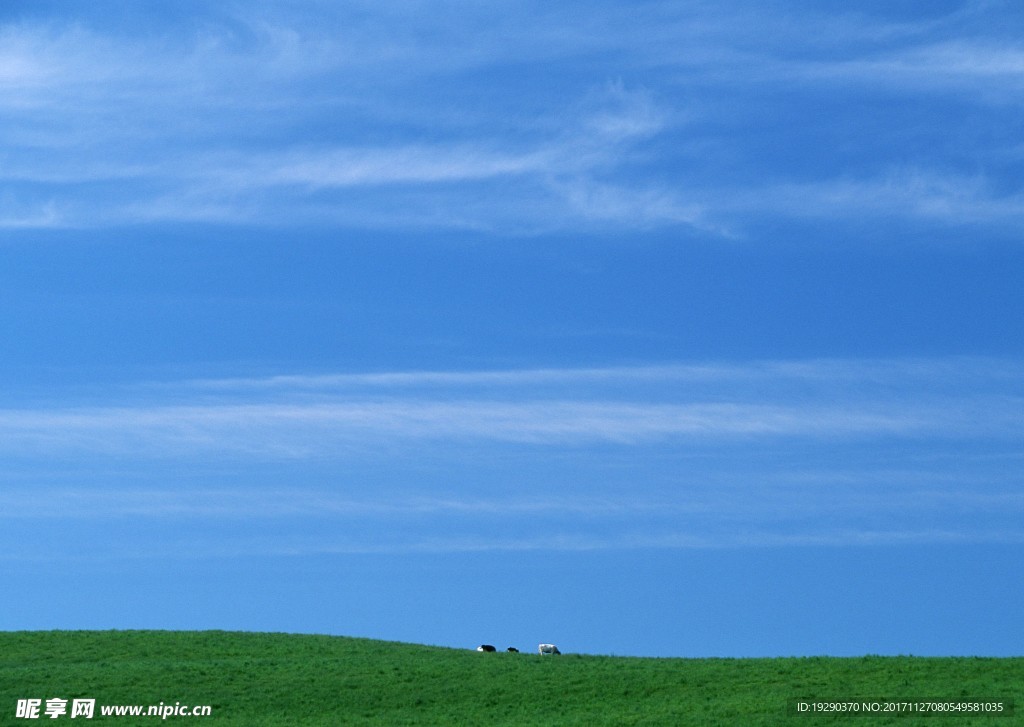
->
0 631 1020 725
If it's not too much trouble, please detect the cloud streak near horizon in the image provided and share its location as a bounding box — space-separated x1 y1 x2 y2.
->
2 357 1021 559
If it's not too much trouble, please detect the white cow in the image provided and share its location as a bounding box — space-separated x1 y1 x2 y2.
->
537 643 561 655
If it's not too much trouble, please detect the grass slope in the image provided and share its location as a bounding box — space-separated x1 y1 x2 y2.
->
0 631 1020 725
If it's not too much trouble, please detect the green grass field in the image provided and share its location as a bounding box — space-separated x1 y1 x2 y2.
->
1 631 1020 725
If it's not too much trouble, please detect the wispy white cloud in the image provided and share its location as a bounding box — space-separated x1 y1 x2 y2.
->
0 400 953 457
7 477 1021 522
2 357 1021 557
6 525 1022 563
0 198 63 229
804 42 1024 94
0 56 687 231
0 488 759 520
724 168 1024 226
555 179 713 232
2 2 1023 234
175 355 1024 394
259 146 551 187
2 358 1021 458
245 529 1024 557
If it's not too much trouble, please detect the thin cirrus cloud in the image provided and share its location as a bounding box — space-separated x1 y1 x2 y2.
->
6 471 1022 522
4 473 1022 559
0 401 933 458
4 520 1022 561
802 41 1024 92
0 85 680 231
723 169 1024 226
3 4 1022 234
1 357 1021 459
1 359 1021 557
173 355 1024 396
143 530 1024 560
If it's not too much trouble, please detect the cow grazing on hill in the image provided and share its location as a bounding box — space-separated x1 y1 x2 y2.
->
507 647 519 653
538 643 561 655
476 644 496 652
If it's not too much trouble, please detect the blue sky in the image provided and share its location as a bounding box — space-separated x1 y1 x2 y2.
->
2 0 1023 657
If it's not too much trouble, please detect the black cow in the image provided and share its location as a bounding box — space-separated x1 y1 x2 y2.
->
507 647 519 653
476 644 496 652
